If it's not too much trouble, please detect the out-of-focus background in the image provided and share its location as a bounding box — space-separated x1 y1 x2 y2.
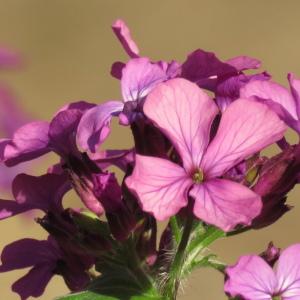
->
0 1 300 299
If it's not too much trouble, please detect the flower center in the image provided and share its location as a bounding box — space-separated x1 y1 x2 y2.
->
272 296 282 300
192 169 204 183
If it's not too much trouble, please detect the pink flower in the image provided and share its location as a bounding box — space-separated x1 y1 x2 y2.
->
126 78 286 231
225 243 300 300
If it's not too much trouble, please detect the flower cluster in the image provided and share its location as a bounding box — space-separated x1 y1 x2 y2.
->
1 20 300 300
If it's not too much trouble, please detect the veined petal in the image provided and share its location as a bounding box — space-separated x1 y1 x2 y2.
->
144 78 219 172
275 244 300 297
76 101 124 153
121 58 167 102
225 255 276 300
125 155 192 221
1 121 50 166
201 99 286 178
112 19 139 58
190 179 262 231
241 80 298 120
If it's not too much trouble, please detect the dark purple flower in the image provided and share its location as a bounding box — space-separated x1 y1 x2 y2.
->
252 145 300 228
0 172 70 220
0 237 92 300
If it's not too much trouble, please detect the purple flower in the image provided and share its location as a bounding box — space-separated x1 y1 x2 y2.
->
0 102 131 216
0 237 92 300
225 243 300 299
241 73 300 134
0 172 70 220
126 78 286 231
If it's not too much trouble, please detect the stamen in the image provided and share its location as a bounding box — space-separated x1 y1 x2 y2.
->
192 169 204 183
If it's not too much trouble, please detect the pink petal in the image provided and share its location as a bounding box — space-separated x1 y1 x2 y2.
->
201 99 286 178
125 154 192 221
225 255 277 299
288 73 300 120
241 80 298 120
112 19 139 58
190 179 262 231
275 244 300 297
144 78 219 172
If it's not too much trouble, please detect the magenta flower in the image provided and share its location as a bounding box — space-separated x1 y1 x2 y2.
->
241 73 300 134
225 243 300 300
126 78 286 231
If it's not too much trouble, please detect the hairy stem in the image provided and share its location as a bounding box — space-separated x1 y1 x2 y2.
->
164 213 194 300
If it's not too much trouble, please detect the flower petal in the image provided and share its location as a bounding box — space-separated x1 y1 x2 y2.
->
226 55 261 71
12 173 70 213
0 238 58 272
181 49 236 90
112 19 139 58
288 73 300 120
121 57 168 102
241 80 298 120
190 179 262 231
201 99 286 178
275 244 300 297
0 199 33 220
76 101 124 153
12 265 54 300
225 255 276 299
144 78 219 172
125 154 192 221
1 121 50 166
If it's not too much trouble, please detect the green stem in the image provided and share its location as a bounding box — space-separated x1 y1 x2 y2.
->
164 214 194 300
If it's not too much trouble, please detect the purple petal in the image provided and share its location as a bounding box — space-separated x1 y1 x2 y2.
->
56 100 95 115
201 99 286 178
12 173 70 213
1 121 50 166
76 101 124 153
275 244 300 297
0 238 59 272
144 78 219 172
241 80 298 121
90 149 134 172
125 155 192 221
121 57 168 102
0 199 34 220
226 55 261 71
181 49 236 90
190 179 262 231
111 61 126 79
49 109 84 156
112 19 139 58
12 265 54 300
225 255 276 299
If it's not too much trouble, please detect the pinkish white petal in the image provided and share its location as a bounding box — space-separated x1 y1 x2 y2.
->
225 255 276 299
275 244 300 297
125 154 192 221
144 78 219 172
201 99 286 178
190 179 262 231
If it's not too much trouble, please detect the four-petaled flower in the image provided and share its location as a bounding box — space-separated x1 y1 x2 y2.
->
126 78 286 231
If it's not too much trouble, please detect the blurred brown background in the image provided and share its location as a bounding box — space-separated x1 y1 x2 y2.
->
0 0 300 299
